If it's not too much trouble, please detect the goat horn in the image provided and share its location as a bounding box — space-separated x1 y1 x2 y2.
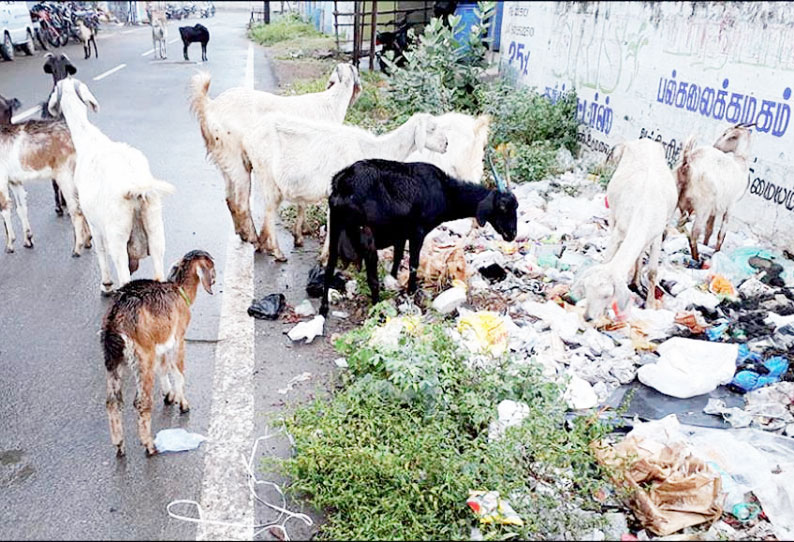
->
486 149 506 192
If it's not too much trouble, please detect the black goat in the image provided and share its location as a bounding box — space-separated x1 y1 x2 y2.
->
319 159 518 316
0 94 21 124
41 53 76 216
179 24 210 62
376 22 410 73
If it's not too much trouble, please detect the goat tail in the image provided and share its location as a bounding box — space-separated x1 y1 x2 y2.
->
189 71 215 151
124 178 176 200
681 135 696 165
675 135 697 191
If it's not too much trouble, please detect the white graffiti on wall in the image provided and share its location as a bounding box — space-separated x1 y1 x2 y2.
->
499 1 794 249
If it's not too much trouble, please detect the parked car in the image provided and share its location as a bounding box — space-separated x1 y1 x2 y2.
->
0 0 36 60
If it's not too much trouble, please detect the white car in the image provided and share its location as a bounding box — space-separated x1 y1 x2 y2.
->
0 1 36 61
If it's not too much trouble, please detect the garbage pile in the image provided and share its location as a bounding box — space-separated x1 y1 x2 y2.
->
370 153 794 539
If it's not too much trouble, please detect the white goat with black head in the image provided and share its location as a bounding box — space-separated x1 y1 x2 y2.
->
675 123 752 261
189 63 362 245
48 78 175 294
572 139 678 321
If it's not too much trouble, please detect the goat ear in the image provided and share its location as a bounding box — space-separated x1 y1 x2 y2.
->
10 98 21 111
198 260 215 294
76 82 100 113
474 114 491 143
43 53 54 74
66 63 77 76
476 192 495 227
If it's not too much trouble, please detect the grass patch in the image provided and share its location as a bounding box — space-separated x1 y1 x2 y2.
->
275 305 612 540
248 14 323 46
279 202 328 236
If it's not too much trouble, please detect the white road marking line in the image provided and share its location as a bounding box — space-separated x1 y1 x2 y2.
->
197 42 255 542
93 63 126 81
169 38 179 44
121 29 134 34
11 106 42 123
141 48 154 56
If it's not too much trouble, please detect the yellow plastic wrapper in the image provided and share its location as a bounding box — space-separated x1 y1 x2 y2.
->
456 311 510 357
466 490 524 526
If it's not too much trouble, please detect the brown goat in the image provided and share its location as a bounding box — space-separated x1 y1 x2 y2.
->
102 250 215 456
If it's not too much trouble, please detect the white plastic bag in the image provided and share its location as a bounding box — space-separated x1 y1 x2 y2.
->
154 428 207 453
637 338 738 398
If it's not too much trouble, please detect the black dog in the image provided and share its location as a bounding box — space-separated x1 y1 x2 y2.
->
179 24 209 62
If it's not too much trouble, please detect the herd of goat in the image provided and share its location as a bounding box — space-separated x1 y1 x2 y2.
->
0 53 752 455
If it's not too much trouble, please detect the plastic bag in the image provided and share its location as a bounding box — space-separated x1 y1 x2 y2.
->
247 293 285 320
466 490 524 526
154 428 207 453
286 315 325 344
456 310 511 357
637 338 738 398
306 265 346 298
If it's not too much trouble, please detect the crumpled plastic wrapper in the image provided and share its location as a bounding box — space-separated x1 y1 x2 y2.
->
466 490 524 526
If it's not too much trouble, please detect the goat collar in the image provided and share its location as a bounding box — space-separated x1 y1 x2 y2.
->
178 286 192 307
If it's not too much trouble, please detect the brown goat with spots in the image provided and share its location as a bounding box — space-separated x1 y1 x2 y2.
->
102 250 215 456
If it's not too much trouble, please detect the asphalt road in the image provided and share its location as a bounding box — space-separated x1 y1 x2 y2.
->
0 10 340 540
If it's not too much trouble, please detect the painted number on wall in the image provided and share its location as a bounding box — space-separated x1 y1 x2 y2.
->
508 41 530 75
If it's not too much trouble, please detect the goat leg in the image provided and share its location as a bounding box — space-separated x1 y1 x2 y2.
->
407 231 426 294
715 211 730 252
0 183 15 253
292 204 306 247
704 215 716 247
106 365 125 457
133 353 157 456
362 227 379 305
53 180 64 215
183 41 189 61
319 214 343 317
9 183 33 249
391 239 406 277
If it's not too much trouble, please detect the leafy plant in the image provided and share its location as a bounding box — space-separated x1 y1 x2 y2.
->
276 306 612 540
383 2 496 117
248 13 322 46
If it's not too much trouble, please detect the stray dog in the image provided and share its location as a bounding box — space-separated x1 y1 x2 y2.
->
151 11 167 59
179 23 209 62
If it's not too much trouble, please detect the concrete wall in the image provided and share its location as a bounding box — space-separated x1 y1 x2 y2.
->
499 1 794 251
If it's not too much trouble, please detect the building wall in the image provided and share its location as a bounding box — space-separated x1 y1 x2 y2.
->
499 1 794 251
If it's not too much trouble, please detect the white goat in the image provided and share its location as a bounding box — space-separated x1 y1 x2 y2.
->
189 64 362 245
48 78 175 294
572 139 678 320
241 112 448 262
0 119 91 255
675 124 752 261
151 11 168 60
406 112 491 183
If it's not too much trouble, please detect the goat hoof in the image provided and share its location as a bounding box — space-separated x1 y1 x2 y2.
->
24 239 33 249
5 247 14 254
115 443 126 457
101 283 114 296
179 402 190 414
55 208 64 216
293 237 304 248
273 254 288 263
71 251 81 258
144 444 158 456
164 391 175 405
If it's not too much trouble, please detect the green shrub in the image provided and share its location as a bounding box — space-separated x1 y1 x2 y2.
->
277 306 611 540
383 2 496 116
248 13 322 46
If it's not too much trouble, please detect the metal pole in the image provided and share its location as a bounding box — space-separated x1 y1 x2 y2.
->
368 0 378 71
333 0 340 53
264 1 270 24
352 1 360 67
